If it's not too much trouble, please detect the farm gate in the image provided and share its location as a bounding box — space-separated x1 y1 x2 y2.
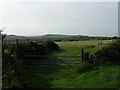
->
23 49 85 74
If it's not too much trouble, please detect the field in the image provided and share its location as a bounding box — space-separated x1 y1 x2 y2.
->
53 40 112 55
15 39 119 88
21 65 118 88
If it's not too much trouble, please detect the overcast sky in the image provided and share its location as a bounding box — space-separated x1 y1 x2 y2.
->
0 2 118 36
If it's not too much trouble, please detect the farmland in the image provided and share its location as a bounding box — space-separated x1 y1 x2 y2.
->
1 1 119 88
2 39 119 88
52 40 112 55
22 40 119 88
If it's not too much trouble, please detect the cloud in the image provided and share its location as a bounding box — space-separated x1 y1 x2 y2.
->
0 2 118 36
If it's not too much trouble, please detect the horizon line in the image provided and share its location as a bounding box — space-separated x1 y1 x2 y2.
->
6 33 115 37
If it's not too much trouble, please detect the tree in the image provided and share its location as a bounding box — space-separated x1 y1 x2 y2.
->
113 36 118 39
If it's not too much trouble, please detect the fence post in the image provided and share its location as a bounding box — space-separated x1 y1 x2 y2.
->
16 39 18 45
27 39 29 43
81 49 84 60
36 40 38 43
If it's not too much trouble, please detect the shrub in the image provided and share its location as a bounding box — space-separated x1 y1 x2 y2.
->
29 42 46 55
15 43 36 57
2 52 23 88
43 40 59 51
76 62 94 73
2 40 60 88
36 44 46 55
14 42 47 57
90 39 120 66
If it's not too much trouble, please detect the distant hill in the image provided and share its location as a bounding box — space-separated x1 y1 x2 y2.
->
5 35 27 39
4 34 111 43
41 34 70 38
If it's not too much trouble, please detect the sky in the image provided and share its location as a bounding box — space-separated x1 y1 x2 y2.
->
0 1 118 37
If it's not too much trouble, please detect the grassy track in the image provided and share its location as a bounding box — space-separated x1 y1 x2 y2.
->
20 40 119 88
21 64 118 88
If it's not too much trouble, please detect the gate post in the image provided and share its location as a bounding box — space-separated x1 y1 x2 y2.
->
16 39 18 45
81 49 84 60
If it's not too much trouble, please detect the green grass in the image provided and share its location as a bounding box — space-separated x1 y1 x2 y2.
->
52 40 112 56
4 49 10 54
8 40 119 88
49 40 112 67
51 65 119 88
20 65 119 88
72 65 119 88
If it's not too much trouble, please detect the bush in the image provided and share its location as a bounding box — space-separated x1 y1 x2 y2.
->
76 62 94 73
90 39 120 66
15 43 36 57
43 40 59 51
14 42 47 57
36 44 46 55
29 42 46 55
2 40 60 88
2 52 23 88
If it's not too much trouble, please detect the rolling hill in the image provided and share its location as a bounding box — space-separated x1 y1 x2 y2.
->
4 34 111 43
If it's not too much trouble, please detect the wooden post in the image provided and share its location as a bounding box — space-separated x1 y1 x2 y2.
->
36 40 38 43
16 39 18 45
81 49 84 60
27 39 29 43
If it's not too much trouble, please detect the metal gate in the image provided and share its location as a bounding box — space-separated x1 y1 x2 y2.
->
23 55 81 74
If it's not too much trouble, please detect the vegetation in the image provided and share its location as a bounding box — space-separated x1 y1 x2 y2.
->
2 37 119 88
2 40 59 88
5 34 112 43
90 39 120 66
22 39 119 88
43 40 59 51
